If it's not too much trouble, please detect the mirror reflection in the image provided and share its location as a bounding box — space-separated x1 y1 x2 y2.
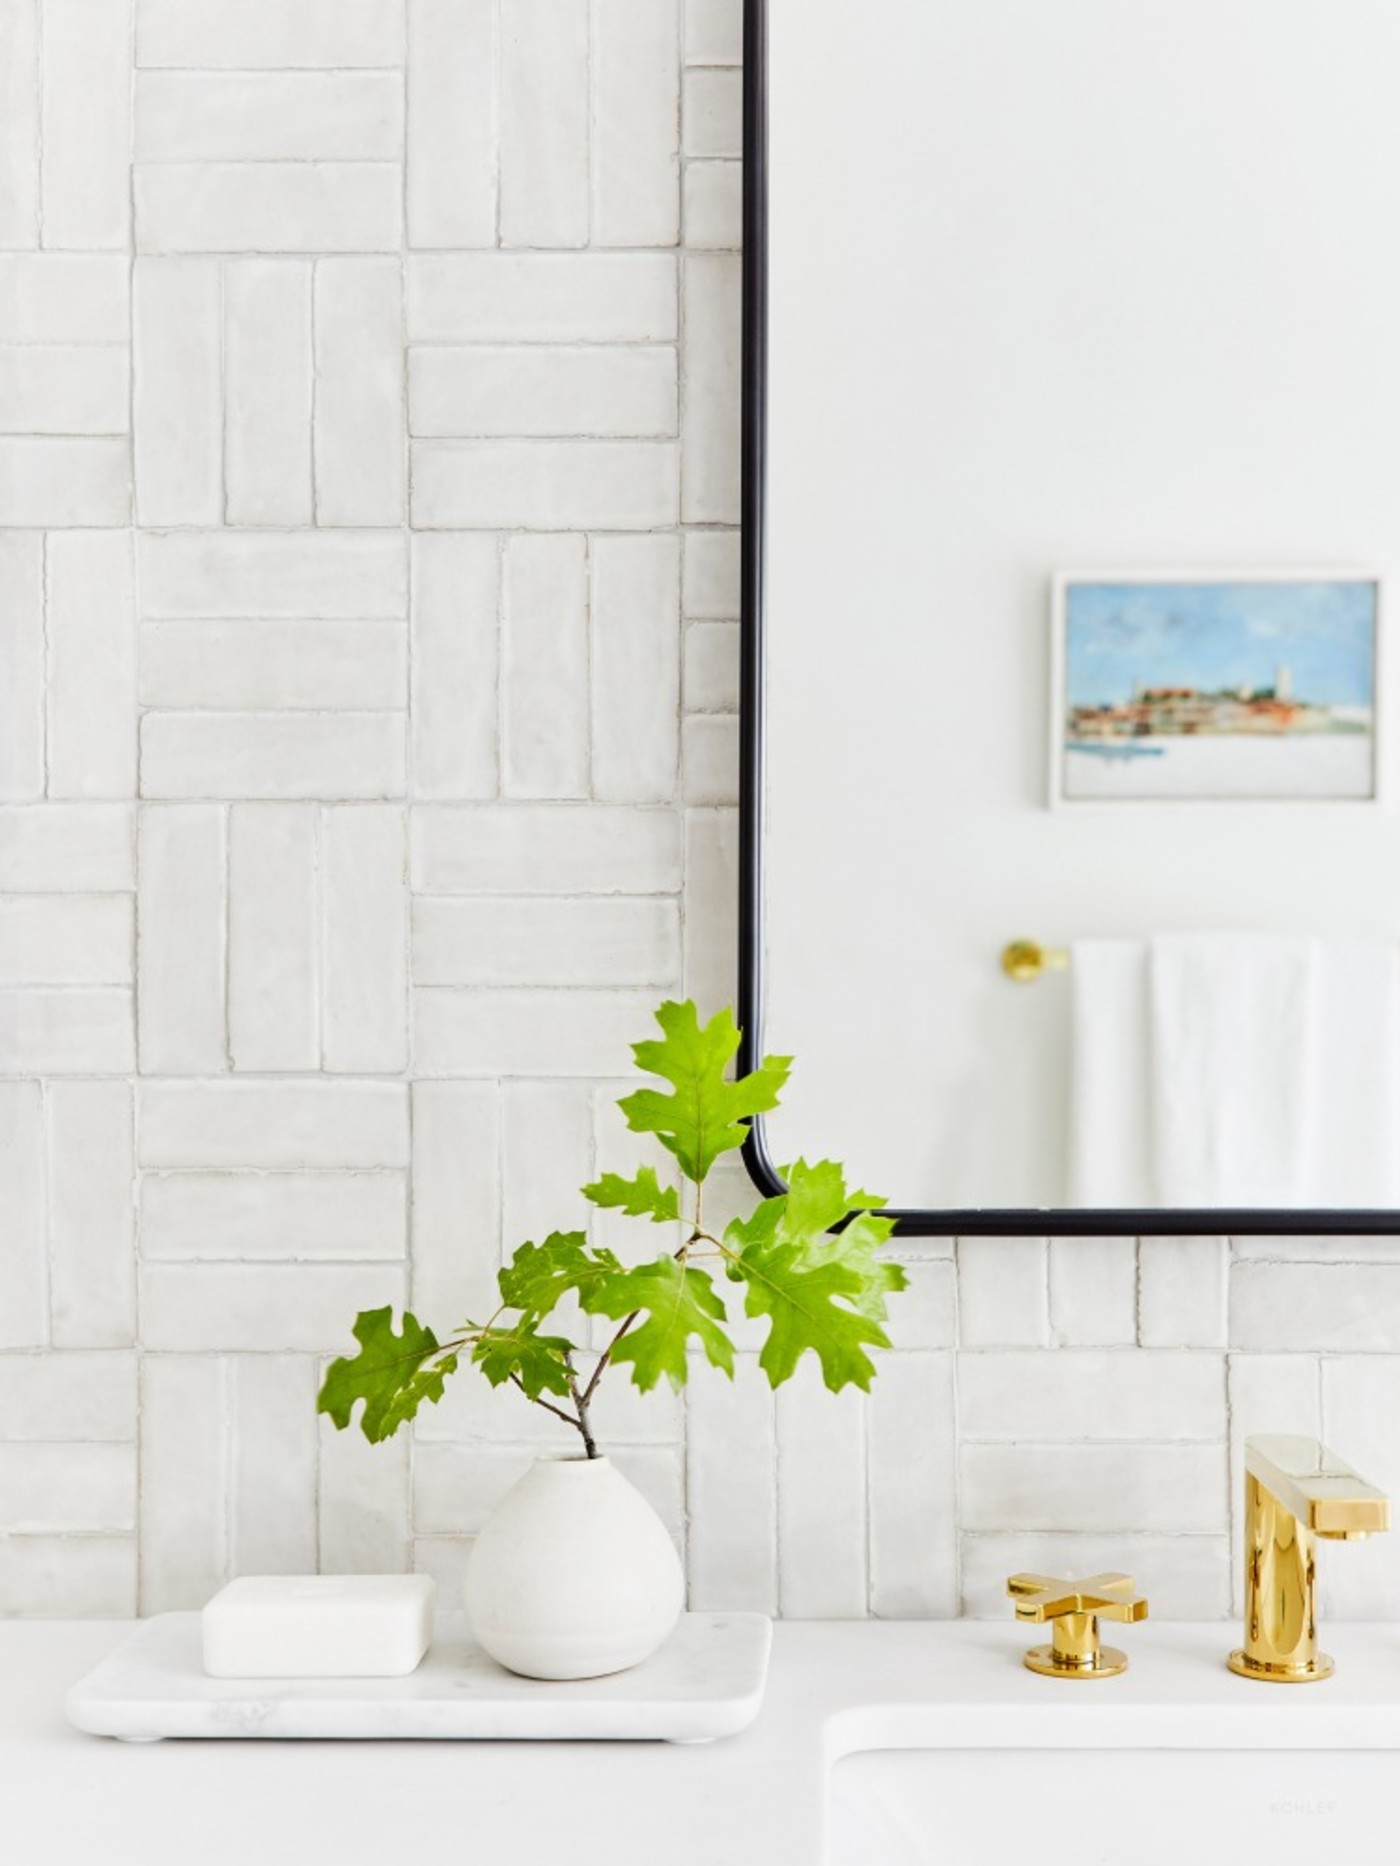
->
758 0 1400 1215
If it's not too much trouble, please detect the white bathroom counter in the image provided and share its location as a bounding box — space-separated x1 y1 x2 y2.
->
10 1620 1400 1866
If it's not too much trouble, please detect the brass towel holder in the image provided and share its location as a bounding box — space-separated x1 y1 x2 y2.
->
1000 940 1070 983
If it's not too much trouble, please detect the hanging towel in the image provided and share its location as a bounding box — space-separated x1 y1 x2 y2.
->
1068 935 1400 1208
1067 939 1152 1206
1149 935 1318 1207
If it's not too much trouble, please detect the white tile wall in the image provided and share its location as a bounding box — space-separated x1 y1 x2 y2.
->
1 0 1393 1629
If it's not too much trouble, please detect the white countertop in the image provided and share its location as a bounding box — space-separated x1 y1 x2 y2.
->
10 1620 1400 1866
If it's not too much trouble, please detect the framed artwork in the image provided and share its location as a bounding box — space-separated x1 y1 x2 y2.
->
1051 573 1382 804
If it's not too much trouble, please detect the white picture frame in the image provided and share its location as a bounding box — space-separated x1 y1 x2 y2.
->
1049 571 1384 809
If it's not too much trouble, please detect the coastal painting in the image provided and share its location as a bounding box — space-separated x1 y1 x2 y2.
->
1053 576 1380 803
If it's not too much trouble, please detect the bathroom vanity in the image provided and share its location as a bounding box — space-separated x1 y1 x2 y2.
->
13 1619 1400 1866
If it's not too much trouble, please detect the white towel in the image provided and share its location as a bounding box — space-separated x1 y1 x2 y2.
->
1068 935 1400 1208
1067 940 1151 1207
1149 935 1317 1207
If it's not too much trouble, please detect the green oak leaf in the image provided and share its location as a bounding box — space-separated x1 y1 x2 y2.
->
318 1307 459 1445
582 1166 681 1225
497 1231 622 1322
618 1000 791 1185
723 1159 902 1391
730 1239 890 1393
471 1321 575 1401
584 1256 734 1392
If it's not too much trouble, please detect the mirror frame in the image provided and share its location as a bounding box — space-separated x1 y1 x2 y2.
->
734 0 1400 1237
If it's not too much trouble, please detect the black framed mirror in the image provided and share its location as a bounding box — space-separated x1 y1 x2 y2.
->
738 0 1400 1236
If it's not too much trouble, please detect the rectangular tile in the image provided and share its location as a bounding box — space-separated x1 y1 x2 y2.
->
136 163 402 254
591 534 681 802
136 805 226 1075
411 803 680 894
0 1442 134 1533
0 437 130 527
869 1354 958 1617
139 621 408 711
406 0 496 249
682 529 740 618
136 71 402 160
0 1535 134 1615
413 897 680 988
0 1351 136 1441
226 803 318 1070
314 258 405 527
318 1408 410 1573
321 805 408 1073
684 619 739 714
682 806 736 1011
41 0 132 248
142 712 406 800
958 1350 1225 1442
0 895 132 985
683 161 742 250
47 1081 136 1349
409 346 677 439
1049 1236 1137 1347
410 533 499 800
414 988 657 1077
413 440 679 531
140 1171 405 1261
133 258 223 527
410 1080 500 1324
776 1362 866 1617
1139 1236 1229 1349
686 1359 776 1614
225 260 314 527
1232 1261 1400 1352
960 1442 1228 1534
592 0 679 248
502 534 588 797
685 0 742 65
0 533 43 800
0 804 134 892
680 253 740 524
136 0 406 69
958 1237 1050 1348
139 531 408 619
46 531 137 799
683 68 742 158
498 0 588 248
681 713 737 805
0 989 133 1074
0 0 39 248
139 1263 405 1351
138 1355 224 1612
229 1356 318 1575
0 1082 45 1348
139 1080 409 1169
0 254 128 343
407 254 677 344
0 346 128 435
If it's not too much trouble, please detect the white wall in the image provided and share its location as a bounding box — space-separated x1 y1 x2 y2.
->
2 0 1398 1630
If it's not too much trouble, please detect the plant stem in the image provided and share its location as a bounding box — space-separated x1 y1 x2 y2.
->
579 1311 640 1410
506 1374 589 1445
564 1354 599 1460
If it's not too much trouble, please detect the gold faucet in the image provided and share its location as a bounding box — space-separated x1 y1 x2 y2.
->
1007 1572 1148 1678
1228 1434 1389 1684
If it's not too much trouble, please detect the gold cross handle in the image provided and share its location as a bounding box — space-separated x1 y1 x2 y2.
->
1007 1572 1148 1679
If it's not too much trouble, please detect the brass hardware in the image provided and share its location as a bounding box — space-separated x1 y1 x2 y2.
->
1228 1434 1389 1684
1001 940 1070 984
1007 1572 1148 1679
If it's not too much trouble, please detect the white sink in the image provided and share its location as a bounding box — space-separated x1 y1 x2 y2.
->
823 1623 1400 1866
831 1750 1395 1865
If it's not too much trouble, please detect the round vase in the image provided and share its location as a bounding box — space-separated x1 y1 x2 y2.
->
462 1454 684 1681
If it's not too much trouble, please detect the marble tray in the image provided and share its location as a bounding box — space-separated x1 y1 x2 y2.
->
65 1611 773 1745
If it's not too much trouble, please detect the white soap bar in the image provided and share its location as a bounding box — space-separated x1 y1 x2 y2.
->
201 1575 436 1679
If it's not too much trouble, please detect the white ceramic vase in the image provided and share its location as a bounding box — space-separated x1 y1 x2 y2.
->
462 1454 684 1681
